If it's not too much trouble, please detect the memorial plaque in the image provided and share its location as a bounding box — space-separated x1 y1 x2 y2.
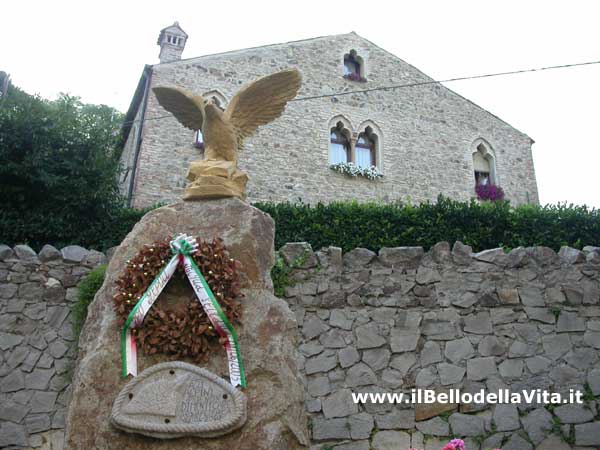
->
111 361 247 439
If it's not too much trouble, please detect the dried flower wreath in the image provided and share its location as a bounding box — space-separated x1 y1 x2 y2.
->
113 237 242 363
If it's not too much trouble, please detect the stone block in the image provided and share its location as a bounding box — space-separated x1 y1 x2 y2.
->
355 323 387 349
575 421 600 446
362 348 390 371
348 412 374 439
38 245 62 262
415 416 449 436
467 357 497 381
554 404 594 424
371 430 411 450
14 244 37 259
305 351 337 375
419 341 442 366
375 408 415 429
345 362 377 387
558 246 586 264
463 311 493 334
343 248 376 268
438 363 466 385
445 337 475 363
338 347 360 368
493 404 520 431
0 244 15 260
60 245 89 263
279 242 318 268
557 311 586 332
378 247 424 267
521 407 552 445
448 412 485 436
1 369 25 392
311 417 350 440
0 421 29 447
322 389 358 418
390 329 419 353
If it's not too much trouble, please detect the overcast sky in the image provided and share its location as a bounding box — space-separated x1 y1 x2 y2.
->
3 0 599 207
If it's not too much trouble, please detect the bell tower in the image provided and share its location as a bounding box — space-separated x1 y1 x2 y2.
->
157 22 188 63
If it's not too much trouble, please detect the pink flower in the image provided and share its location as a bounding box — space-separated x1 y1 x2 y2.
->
442 445 455 450
449 439 465 450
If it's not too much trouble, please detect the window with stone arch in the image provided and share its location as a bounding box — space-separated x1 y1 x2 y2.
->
330 121 351 164
472 139 497 186
355 127 378 168
343 50 366 82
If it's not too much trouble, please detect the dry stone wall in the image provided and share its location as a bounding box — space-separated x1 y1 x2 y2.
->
0 244 106 450
2 240 600 449
278 242 600 450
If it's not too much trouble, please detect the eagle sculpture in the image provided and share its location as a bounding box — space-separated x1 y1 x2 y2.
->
152 69 302 163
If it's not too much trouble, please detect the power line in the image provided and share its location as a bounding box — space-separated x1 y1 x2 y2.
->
119 59 600 128
291 59 600 102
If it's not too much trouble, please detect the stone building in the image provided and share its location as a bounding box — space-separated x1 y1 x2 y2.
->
120 22 539 208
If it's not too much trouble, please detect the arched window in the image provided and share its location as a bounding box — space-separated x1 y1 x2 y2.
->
473 141 497 186
355 127 377 168
203 90 228 111
343 50 365 82
330 123 350 164
211 96 224 111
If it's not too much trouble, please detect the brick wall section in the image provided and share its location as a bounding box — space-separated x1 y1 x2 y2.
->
122 33 539 208
279 242 600 449
0 244 105 450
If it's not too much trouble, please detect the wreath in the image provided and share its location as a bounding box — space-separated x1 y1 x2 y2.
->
113 237 243 364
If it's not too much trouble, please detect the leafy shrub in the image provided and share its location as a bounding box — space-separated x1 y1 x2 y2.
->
255 196 600 253
73 264 106 339
0 83 150 251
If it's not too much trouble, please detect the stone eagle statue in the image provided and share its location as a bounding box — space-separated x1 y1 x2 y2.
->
152 69 302 200
153 69 302 162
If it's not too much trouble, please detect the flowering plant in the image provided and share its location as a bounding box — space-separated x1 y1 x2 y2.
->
409 438 501 450
330 162 383 180
475 183 505 201
343 73 367 82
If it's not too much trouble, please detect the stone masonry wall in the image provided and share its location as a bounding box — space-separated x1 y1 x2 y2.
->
3 240 599 449
124 33 539 208
278 242 600 450
0 244 106 450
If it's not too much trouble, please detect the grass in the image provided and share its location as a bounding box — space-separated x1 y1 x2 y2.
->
72 264 106 339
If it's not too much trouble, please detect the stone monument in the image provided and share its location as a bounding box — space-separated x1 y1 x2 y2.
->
64 70 308 449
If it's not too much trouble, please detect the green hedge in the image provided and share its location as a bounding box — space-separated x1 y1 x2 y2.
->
3 197 599 254
0 207 148 252
254 197 600 253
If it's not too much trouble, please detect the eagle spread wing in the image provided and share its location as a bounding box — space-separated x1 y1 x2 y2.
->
225 69 302 149
152 86 205 131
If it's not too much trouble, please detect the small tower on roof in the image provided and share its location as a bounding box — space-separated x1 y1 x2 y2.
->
157 22 188 63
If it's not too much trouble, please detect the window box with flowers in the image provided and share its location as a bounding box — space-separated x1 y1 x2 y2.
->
343 73 367 82
475 183 505 201
330 162 383 180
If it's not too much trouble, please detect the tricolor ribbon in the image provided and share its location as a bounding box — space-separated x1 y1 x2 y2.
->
121 234 246 388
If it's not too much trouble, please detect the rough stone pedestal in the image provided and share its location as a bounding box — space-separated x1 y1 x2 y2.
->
64 198 309 450
184 160 249 200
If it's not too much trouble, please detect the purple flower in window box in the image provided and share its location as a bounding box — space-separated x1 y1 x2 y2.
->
475 183 505 201
343 73 367 82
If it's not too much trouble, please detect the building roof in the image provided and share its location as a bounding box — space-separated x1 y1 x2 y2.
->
121 31 532 146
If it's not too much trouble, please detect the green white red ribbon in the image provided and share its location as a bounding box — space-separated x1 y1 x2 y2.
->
121 234 246 388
